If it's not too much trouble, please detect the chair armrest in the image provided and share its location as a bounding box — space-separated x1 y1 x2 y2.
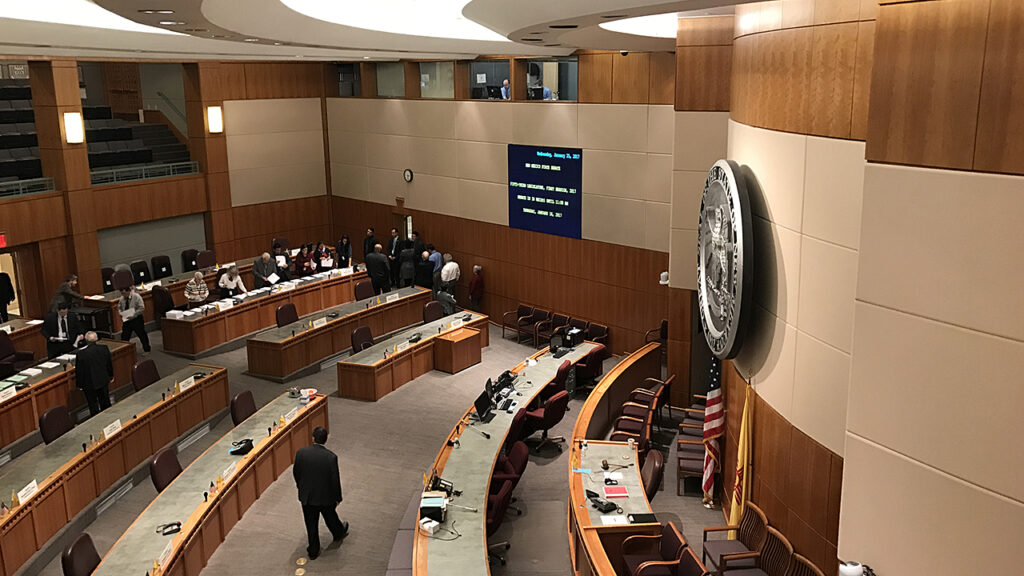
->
535 319 552 333
490 473 519 483
644 327 659 341
502 311 517 324
614 415 644 426
621 533 662 555
518 315 532 325
721 551 761 570
694 394 708 400
679 422 702 430
702 525 739 541
622 401 650 410
627 391 655 405
677 438 704 448
631 387 656 397
637 559 681 576
609 431 639 441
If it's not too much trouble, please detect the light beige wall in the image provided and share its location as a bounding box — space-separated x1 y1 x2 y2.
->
224 98 327 207
725 119 865 457
326 99 674 249
840 162 1024 573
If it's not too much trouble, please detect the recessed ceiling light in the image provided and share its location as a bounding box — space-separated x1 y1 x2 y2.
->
544 43 562 47
1 2 179 34
549 24 577 29
520 38 542 42
138 10 174 14
211 34 228 38
273 42 283 45
159 20 185 25
601 14 628 19
184 28 208 32
363 56 371 59
528 31 544 34
243 38 259 42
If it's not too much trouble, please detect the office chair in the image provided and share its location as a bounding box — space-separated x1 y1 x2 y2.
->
535 360 570 407
230 390 257 425
151 285 177 325
621 521 689 576
574 344 605 393
641 449 665 502
110 268 135 291
101 267 115 292
0 331 33 378
490 440 529 515
422 300 443 323
61 533 101 576
181 248 199 272
150 255 173 280
504 408 528 454
486 479 515 565
131 359 161 392
149 448 183 493
129 260 152 284
353 280 374 302
523 390 570 453
39 405 74 444
350 326 373 354
196 249 216 269
501 304 533 340
276 303 299 328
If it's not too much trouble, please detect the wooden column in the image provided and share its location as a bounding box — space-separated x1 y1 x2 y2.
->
359 63 377 98
403 61 421 99
454 61 470 100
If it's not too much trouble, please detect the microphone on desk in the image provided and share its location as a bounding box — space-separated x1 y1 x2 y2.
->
465 425 490 440
447 503 478 513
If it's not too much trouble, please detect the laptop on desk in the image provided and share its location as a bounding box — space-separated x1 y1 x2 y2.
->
473 390 496 424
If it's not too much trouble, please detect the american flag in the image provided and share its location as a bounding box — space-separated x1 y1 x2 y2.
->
702 357 725 501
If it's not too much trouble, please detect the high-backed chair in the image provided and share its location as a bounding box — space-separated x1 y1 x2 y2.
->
520 308 550 345
61 533 101 576
720 526 793 576
39 405 74 444
151 285 176 323
786 555 825 576
504 408 528 454
501 304 533 340
621 521 688 576
645 319 669 347
149 448 183 493
536 360 570 407
422 300 443 323
535 313 569 349
353 280 375 301
196 249 216 269
110 268 135 291
150 255 173 280
523 390 569 453
131 359 161 392
587 323 609 350
230 390 257 425
486 479 515 565
276 303 299 328
490 440 529 515
129 260 152 285
574 344 605 393
214 268 229 298
272 237 290 251
101 267 115 292
703 501 769 573
0 331 34 378
641 449 665 502
350 326 373 354
181 248 199 272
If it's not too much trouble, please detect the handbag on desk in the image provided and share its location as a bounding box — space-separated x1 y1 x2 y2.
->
229 439 254 455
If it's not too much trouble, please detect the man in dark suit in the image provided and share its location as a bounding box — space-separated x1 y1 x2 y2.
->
0 271 13 322
41 303 83 358
365 243 390 295
293 426 348 560
362 227 377 261
386 227 402 287
75 331 113 416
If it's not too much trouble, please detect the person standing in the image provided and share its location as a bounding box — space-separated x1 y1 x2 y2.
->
118 286 150 353
440 253 460 295
415 251 434 290
335 235 353 268
386 228 402 287
295 245 316 277
75 331 113 416
184 271 209 307
0 271 13 322
41 302 83 358
468 265 484 312
362 227 377 261
427 245 443 298
409 230 425 258
398 241 416 288
218 265 248 296
293 426 348 560
49 274 83 313
364 244 390 295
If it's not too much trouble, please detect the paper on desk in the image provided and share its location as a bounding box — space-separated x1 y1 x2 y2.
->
58 354 76 362
19 368 42 377
600 515 628 526
26 319 44 325
7 375 27 382
38 362 59 369
0 326 10 334
603 472 624 481
232 293 246 300
267 272 280 284
87 294 105 300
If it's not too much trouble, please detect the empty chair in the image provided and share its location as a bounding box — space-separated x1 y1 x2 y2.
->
196 249 216 269
621 521 689 576
0 331 34 378
149 448 183 493
422 300 443 323
574 344 605 392
110 268 135 291
486 479 515 565
150 255 173 280
132 358 161 392
230 390 257 425
786 554 825 576
39 405 74 444
587 323 609 349
350 326 373 354
101 267 115 292
61 533 102 576
534 313 569 349
519 307 550 345
702 501 769 573
645 319 669 346
501 304 533 340
276 303 298 328
151 285 176 322
641 449 665 502
720 526 792 576
272 237 290 251
523 390 570 453
181 248 199 272
490 440 529 515
536 360 570 406
628 375 676 433
504 407 528 454
353 280 374 302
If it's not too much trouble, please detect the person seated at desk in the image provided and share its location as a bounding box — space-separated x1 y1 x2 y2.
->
253 252 277 289
365 244 390 295
501 78 511 100
314 241 334 270
41 302 83 358
219 265 247 297
273 243 293 282
335 235 353 269
184 271 209 307
295 245 317 277
75 331 113 417
49 274 83 313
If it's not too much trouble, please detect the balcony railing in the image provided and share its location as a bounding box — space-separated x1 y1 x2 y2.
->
0 177 56 198
90 161 199 186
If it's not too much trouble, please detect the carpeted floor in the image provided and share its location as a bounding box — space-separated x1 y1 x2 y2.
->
35 324 721 576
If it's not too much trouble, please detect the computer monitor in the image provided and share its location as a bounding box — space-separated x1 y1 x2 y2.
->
474 390 493 421
527 86 544 100
471 86 486 99
485 377 494 401
550 333 563 353
486 85 502 99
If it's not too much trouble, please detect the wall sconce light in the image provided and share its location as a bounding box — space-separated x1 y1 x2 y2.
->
206 105 224 134
63 112 84 144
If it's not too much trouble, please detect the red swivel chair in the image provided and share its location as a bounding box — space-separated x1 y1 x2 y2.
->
641 449 665 502
490 440 529 515
110 268 135 291
350 326 373 354
574 344 605 394
196 250 216 269
354 280 375 301
423 301 443 323
61 533 102 576
503 407 528 454
39 405 74 444
534 360 570 408
230 390 257 425
276 303 299 328
149 448 183 493
486 479 515 566
523 390 570 453
132 359 160 392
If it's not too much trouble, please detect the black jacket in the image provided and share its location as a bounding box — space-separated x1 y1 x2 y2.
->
365 252 390 285
414 259 434 289
41 311 81 343
363 235 377 260
75 342 113 391
335 242 353 268
0 272 13 304
387 236 402 260
49 282 83 313
293 444 343 506
398 248 416 282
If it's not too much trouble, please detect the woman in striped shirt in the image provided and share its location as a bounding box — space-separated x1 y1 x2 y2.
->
185 271 209 307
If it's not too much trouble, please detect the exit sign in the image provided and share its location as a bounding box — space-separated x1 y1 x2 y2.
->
0 233 6 248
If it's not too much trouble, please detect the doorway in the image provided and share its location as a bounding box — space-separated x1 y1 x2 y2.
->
394 214 412 240
0 251 21 319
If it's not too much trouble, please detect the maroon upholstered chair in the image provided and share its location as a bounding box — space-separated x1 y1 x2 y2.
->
230 390 257 425
196 249 216 269
422 301 443 323
354 280 375 301
150 254 173 280
110 268 135 291
501 304 533 340
523 390 569 453
535 360 570 407
720 526 792 576
350 326 373 354
276 303 299 328
40 405 74 444
490 440 529 515
61 533 101 576
503 407 528 454
622 521 689 576
574 344 605 393
151 285 177 322
703 501 769 572
486 479 515 565
641 449 665 502
149 448 183 493
181 248 199 272
132 359 160 392
535 313 569 349
0 331 33 378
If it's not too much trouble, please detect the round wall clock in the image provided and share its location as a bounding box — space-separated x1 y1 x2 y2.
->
403 169 414 183
697 159 754 360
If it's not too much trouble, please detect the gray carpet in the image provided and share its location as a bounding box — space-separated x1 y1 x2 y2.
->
35 324 721 576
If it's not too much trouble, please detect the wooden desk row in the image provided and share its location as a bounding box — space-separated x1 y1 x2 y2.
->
337 311 490 402
0 340 135 451
92 392 328 576
568 342 663 576
162 269 369 358
0 364 229 576
0 318 46 362
246 286 431 382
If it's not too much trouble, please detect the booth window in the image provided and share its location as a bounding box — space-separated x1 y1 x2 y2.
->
469 60 511 100
523 58 577 101
337 63 361 97
419 61 454 99
376 62 405 98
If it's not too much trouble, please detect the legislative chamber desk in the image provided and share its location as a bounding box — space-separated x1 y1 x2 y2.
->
81 255 259 332
0 364 228 576
337 311 490 402
161 267 369 359
92 392 328 576
568 342 663 576
412 342 597 575
0 340 135 452
247 286 431 382
0 318 46 362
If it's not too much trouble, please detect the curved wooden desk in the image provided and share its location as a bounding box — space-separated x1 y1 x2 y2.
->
568 342 663 576
0 318 46 362
413 342 598 575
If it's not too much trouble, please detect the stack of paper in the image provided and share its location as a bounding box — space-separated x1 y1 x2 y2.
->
38 362 59 369
18 368 42 377
57 354 76 362
26 319 43 325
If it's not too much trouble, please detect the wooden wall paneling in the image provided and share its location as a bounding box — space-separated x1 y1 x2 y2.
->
0 194 67 246
648 51 676 105
865 0 990 169
100 62 142 116
676 46 733 112
974 0 1024 174
39 237 75 302
677 15 735 46
242 63 323 99
92 175 207 230
359 63 377 98
454 61 471 100
807 22 859 138
512 59 528 101
850 20 876 141
577 53 613 103
403 62 421 99
611 52 651 104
